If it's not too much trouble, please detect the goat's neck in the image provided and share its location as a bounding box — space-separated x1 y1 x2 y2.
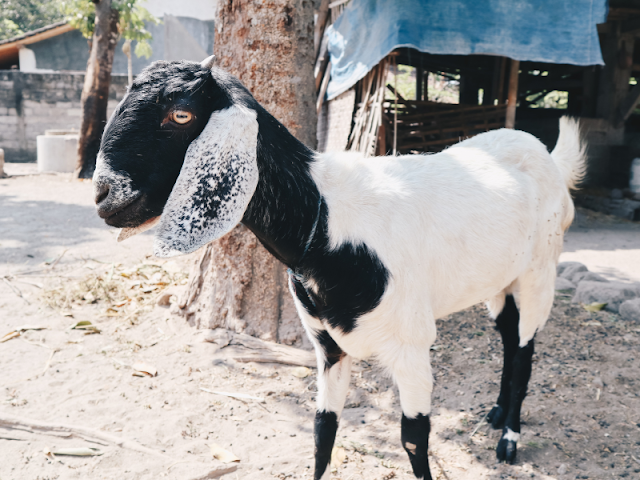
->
241 107 321 268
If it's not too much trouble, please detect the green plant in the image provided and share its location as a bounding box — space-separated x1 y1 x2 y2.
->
60 0 159 58
0 0 65 40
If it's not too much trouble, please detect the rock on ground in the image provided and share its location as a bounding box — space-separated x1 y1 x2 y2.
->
619 298 640 322
557 262 587 281
555 277 576 291
573 281 640 313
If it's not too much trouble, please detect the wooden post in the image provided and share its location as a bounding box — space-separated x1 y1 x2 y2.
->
493 56 507 104
416 67 423 101
505 59 520 129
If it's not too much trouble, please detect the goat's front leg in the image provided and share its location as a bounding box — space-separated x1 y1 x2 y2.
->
388 345 434 480
312 330 352 480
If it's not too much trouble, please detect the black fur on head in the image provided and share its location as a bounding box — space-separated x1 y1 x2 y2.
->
94 60 254 228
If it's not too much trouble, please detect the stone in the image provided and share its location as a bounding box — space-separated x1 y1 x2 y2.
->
557 261 587 278
572 271 609 284
555 277 576 291
557 262 588 283
619 298 640 322
610 188 623 200
557 463 568 475
573 281 640 313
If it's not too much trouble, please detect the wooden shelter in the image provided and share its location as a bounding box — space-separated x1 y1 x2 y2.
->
316 0 640 188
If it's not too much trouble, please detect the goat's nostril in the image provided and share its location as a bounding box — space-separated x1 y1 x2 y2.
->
95 183 110 205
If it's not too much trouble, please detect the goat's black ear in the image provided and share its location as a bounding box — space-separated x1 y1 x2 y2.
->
153 105 259 257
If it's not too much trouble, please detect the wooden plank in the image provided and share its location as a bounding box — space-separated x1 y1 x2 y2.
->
505 59 520 128
416 68 424 102
316 61 331 113
376 123 386 155
398 121 506 141
314 35 330 92
314 0 331 57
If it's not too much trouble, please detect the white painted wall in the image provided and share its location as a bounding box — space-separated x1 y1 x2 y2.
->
142 0 216 20
19 47 37 72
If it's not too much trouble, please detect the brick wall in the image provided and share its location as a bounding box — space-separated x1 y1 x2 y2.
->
317 88 356 153
0 71 128 162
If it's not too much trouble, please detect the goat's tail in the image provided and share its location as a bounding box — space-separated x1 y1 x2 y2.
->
550 116 587 190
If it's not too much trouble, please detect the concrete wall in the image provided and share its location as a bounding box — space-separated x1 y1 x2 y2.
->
0 71 128 163
27 17 214 75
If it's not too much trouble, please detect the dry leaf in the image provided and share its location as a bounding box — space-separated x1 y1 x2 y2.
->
291 366 312 378
582 320 602 327
18 325 47 332
132 363 157 377
53 447 103 456
209 443 240 463
583 302 607 312
331 446 346 468
70 321 101 334
1 325 48 343
0 331 21 343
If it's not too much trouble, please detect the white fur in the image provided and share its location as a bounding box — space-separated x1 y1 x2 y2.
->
304 121 584 417
154 105 259 257
290 276 353 416
93 151 137 206
503 427 520 442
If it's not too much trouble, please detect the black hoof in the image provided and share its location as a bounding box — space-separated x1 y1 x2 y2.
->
496 436 517 464
487 405 506 429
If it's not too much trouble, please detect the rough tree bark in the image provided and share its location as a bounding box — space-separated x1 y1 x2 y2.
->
177 0 317 346
75 0 119 179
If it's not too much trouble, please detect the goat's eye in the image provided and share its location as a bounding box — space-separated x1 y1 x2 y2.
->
171 110 193 125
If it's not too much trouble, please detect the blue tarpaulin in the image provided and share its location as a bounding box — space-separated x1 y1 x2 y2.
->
326 0 609 100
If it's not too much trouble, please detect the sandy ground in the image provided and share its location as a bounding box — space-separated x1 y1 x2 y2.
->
1 166 640 480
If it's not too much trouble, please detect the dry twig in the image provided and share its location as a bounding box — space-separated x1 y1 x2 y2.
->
0 412 173 460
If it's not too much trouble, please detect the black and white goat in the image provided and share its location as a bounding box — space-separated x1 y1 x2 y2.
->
93 57 585 480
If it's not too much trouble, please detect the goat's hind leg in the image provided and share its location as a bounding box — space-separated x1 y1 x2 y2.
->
493 268 554 463
311 330 352 480
486 293 519 430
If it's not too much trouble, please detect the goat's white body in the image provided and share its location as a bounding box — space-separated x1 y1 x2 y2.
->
296 126 579 417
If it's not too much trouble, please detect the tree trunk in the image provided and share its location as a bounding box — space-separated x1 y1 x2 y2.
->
177 0 317 346
75 0 119 179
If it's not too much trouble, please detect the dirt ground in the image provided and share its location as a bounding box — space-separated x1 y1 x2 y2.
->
1 166 640 480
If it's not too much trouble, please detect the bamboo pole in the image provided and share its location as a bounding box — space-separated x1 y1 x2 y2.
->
393 56 398 155
505 59 520 129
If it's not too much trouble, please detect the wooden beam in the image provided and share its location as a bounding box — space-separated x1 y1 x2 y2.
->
615 82 640 126
493 56 507 104
314 0 331 58
316 61 331 113
505 59 520 129
0 24 74 54
314 35 330 91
